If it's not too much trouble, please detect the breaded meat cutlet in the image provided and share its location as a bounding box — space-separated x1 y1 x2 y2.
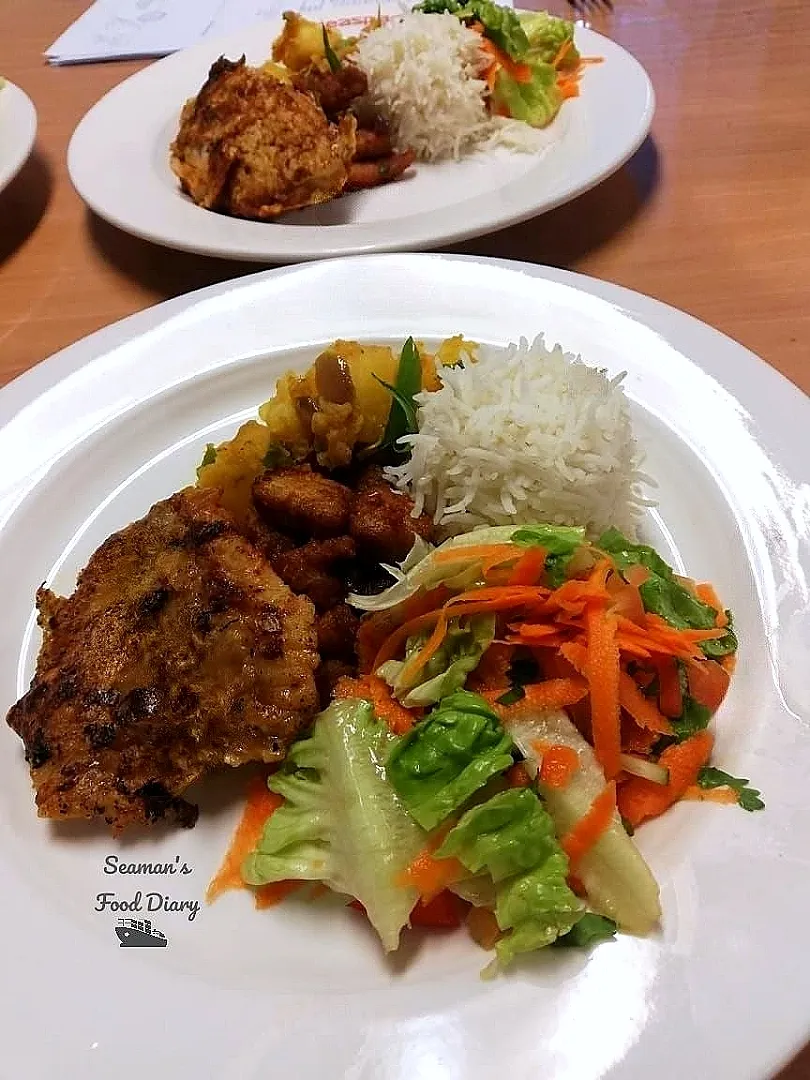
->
169 56 356 219
6 487 318 833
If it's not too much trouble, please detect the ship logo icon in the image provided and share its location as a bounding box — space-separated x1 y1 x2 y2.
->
115 918 168 948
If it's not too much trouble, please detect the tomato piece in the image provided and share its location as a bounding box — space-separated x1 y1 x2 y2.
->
410 891 469 929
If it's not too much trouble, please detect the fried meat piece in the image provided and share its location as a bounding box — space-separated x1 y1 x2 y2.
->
169 57 356 220
349 465 435 562
253 464 352 538
315 659 357 709
6 487 319 833
292 63 368 118
316 603 360 662
274 536 356 611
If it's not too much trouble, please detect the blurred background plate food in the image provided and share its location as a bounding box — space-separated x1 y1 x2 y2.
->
0 81 37 195
0 253 808 1080
66 11 654 262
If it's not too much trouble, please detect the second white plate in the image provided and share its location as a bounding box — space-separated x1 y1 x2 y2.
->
0 80 37 195
67 11 654 262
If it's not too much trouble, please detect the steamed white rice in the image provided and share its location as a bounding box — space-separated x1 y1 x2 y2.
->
355 13 548 161
385 336 650 538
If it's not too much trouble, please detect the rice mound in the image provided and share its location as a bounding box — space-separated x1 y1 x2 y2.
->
355 12 544 161
385 336 650 538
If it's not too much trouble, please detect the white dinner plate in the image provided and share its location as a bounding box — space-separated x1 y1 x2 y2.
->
0 80 37 195
67 10 654 262
1 254 808 1080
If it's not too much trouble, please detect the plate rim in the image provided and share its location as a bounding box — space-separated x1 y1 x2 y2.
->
66 17 655 262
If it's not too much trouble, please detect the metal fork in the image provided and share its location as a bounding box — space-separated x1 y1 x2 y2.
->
567 0 613 15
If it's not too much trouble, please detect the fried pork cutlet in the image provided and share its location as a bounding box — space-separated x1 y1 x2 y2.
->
169 56 356 220
6 487 318 833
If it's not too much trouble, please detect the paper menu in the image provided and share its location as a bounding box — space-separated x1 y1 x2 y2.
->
45 0 225 65
46 0 410 65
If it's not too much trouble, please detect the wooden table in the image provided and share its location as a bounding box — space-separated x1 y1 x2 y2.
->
1 0 809 1074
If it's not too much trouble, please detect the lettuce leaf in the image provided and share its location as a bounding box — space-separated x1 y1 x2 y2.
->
505 707 661 934
378 613 495 706
242 699 425 952
518 10 579 67
437 789 583 964
597 528 737 657
512 524 586 588
349 522 580 613
385 691 514 830
491 63 562 129
414 0 529 59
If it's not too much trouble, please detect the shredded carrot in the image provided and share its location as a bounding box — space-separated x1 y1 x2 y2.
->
538 743 580 789
621 716 659 754
655 656 683 719
433 543 518 567
333 674 415 735
685 658 730 714
561 782 617 866
372 609 443 671
490 678 588 715
253 880 302 909
377 586 549 682
681 783 739 805
397 847 467 902
624 565 650 588
585 606 622 779
560 640 588 673
617 731 714 828
618 671 673 736
398 609 449 686
467 905 502 950
506 761 533 787
509 546 547 586
478 35 533 83
206 774 283 904
357 585 452 672
551 37 573 68
467 642 513 692
695 582 728 627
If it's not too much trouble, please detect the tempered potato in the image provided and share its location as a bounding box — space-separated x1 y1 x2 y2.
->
272 12 346 73
197 420 277 524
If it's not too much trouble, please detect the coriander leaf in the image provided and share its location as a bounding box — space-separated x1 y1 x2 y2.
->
414 0 528 59
322 24 341 72
262 442 291 469
377 337 422 455
670 696 711 742
200 443 217 467
700 612 738 658
697 766 765 811
597 528 736 657
496 685 525 706
556 913 617 947
739 788 766 812
544 553 570 589
496 650 538 707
